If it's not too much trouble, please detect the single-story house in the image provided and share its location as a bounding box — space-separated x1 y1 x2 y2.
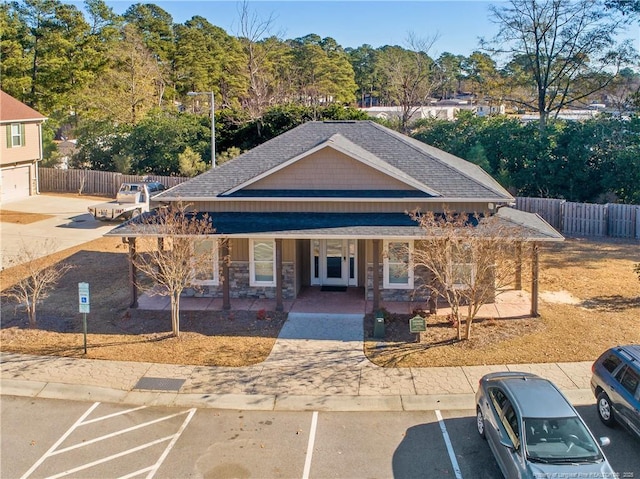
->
0 90 47 203
107 120 562 313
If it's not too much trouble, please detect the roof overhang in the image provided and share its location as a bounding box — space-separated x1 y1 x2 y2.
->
106 209 563 242
152 197 514 204
0 118 47 124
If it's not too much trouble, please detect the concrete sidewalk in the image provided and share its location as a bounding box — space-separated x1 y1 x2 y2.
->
0 314 596 412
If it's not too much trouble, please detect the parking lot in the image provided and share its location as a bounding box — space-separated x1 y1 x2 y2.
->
2 396 638 479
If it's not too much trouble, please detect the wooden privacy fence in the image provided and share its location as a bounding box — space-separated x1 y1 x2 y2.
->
39 168 189 197
516 197 640 239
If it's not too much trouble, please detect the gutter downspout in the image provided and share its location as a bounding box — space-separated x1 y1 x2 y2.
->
36 121 43 194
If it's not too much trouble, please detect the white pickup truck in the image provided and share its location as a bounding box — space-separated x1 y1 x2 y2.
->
88 181 166 221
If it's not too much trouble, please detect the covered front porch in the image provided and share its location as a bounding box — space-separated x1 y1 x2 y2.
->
135 285 533 319
109 208 562 319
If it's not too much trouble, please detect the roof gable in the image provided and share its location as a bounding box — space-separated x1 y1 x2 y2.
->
157 121 513 201
225 133 441 197
0 90 46 123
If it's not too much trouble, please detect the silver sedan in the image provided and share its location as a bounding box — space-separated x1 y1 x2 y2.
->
475 371 615 479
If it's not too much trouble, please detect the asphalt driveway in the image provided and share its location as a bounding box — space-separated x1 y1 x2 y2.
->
1 194 115 270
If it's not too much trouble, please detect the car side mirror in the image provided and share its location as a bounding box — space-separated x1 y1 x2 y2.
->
599 437 610 447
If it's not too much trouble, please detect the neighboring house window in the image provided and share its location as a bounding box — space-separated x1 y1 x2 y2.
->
250 239 275 286
7 123 24 147
191 239 219 285
383 240 413 289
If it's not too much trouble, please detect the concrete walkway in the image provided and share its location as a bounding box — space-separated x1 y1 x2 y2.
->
0 313 595 412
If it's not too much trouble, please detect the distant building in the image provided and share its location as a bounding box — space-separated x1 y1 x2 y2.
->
519 109 600 122
53 139 78 169
476 104 506 116
360 101 505 122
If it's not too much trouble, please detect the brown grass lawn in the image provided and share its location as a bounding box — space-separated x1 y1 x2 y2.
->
1 233 638 368
0 210 54 224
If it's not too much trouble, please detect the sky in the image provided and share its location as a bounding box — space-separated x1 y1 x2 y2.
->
63 0 499 56
63 0 640 58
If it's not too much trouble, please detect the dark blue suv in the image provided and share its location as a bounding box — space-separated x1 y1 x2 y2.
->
590 345 640 439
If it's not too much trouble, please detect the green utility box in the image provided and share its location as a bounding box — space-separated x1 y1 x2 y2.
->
373 312 385 339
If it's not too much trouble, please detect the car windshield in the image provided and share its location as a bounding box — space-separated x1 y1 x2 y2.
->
524 417 603 463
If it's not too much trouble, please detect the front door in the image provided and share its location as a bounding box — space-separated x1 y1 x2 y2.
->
324 239 346 285
311 239 357 287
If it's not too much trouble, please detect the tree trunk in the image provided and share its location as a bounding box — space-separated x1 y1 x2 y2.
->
464 314 473 340
171 292 180 337
464 303 474 340
28 304 36 329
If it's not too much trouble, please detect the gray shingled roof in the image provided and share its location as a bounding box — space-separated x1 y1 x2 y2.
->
495 207 564 241
106 209 563 242
156 120 513 200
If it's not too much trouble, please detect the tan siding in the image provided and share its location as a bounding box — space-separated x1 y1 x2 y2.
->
282 239 295 261
246 148 413 191
0 122 41 166
230 238 249 261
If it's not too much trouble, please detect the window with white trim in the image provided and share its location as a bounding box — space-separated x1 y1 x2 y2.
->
9 123 23 147
191 239 219 285
250 239 275 286
383 240 413 289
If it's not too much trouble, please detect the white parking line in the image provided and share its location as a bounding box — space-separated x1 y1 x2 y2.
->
45 436 176 479
302 411 318 479
19 402 196 479
143 408 196 479
82 405 148 425
51 409 194 455
435 409 463 479
19 402 100 479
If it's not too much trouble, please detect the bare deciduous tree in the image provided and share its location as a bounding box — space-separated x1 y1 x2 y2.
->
376 33 442 133
2 240 74 328
483 0 631 130
130 202 216 337
410 210 530 340
237 0 280 126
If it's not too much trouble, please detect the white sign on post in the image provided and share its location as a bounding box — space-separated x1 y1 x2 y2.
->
78 282 90 313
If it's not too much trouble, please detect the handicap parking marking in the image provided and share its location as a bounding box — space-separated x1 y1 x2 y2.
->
20 402 101 479
19 402 196 479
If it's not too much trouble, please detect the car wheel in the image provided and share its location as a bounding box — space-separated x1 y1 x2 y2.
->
476 407 486 439
130 209 141 219
597 392 615 427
